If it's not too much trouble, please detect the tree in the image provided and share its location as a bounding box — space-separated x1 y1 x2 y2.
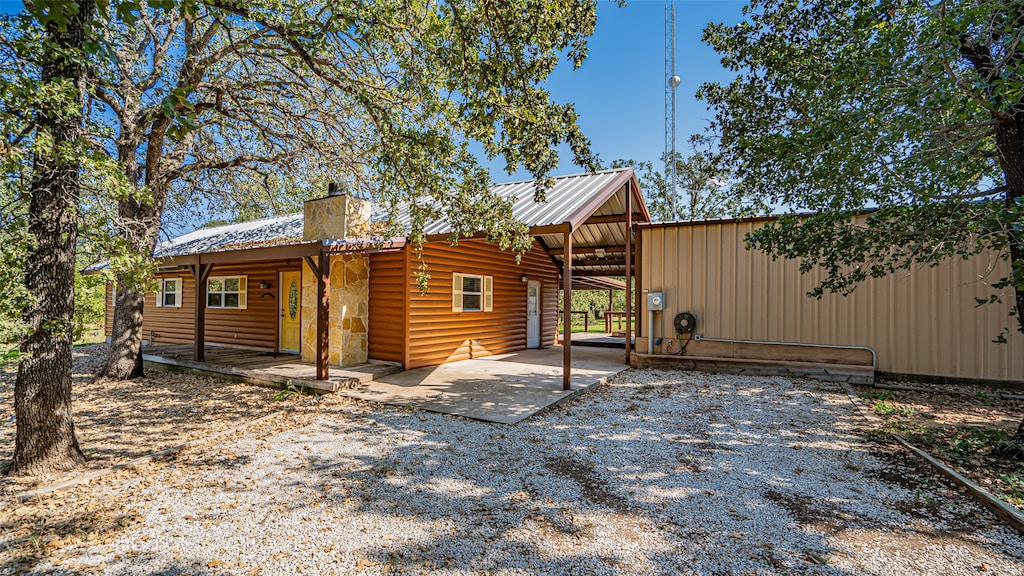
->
612 145 743 222
699 0 1024 455
2 0 95 475
91 0 607 380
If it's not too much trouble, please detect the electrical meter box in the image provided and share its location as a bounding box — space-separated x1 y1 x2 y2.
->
646 292 665 311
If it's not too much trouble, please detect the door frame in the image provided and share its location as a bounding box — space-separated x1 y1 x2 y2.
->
527 280 541 349
279 270 301 353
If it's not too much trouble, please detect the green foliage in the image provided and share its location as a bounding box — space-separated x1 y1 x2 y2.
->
73 261 106 342
871 400 914 417
611 144 751 222
948 426 1010 459
699 0 1024 329
273 381 309 401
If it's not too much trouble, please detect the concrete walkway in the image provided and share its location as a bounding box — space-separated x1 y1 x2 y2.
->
342 345 630 424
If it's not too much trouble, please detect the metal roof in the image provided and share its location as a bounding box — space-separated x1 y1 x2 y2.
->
379 168 634 235
153 213 305 258
150 169 639 259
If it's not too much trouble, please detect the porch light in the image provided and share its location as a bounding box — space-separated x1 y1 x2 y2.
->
259 281 272 289
520 275 528 283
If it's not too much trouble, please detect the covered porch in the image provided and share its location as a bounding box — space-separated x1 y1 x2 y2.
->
141 344 403 393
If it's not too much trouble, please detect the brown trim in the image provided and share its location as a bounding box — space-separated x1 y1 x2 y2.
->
402 244 411 369
566 169 636 230
629 173 653 224
316 251 330 380
534 236 564 273
189 261 214 362
563 228 573 390
635 219 643 344
582 214 630 225
573 259 626 268
323 238 406 253
529 223 572 236
571 269 634 277
163 242 321 267
571 245 627 255
624 181 632 363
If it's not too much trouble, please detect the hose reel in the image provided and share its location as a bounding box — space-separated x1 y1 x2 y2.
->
666 312 697 356
674 312 697 335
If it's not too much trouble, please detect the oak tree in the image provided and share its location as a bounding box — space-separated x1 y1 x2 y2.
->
90 0 606 379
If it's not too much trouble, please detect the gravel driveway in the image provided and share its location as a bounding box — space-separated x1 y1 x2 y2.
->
23 370 1024 575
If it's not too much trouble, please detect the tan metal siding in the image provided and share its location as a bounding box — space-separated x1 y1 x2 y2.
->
639 221 1024 382
368 251 406 363
405 240 559 369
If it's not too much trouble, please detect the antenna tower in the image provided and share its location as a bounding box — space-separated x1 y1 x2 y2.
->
665 1 681 220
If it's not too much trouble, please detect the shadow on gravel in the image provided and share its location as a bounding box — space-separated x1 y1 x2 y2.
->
16 371 1024 575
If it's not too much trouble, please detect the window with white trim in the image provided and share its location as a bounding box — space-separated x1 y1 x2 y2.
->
452 273 492 312
156 277 182 308
207 276 247 309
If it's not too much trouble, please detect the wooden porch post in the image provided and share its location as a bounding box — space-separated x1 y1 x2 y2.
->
303 252 331 380
563 228 572 390
624 182 633 364
190 260 214 362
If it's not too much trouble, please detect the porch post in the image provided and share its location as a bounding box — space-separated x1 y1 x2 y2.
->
191 260 213 362
317 252 331 380
563 227 572 390
624 181 633 363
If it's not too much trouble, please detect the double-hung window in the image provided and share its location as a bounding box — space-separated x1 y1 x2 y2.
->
207 276 247 310
156 278 182 308
452 273 492 312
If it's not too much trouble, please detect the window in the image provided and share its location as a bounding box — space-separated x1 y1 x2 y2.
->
207 276 247 309
156 278 182 308
452 273 492 312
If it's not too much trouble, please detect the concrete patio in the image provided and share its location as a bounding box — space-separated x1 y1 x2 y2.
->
343 346 630 424
142 344 629 424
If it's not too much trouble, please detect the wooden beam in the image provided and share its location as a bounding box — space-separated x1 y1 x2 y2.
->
570 269 635 277
563 228 572 390
581 214 625 225
303 255 320 277
624 181 633 363
635 214 643 348
316 251 330 380
570 245 627 255
190 261 214 362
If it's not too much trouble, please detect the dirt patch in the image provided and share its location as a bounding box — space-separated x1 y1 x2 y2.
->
852 380 1024 514
0 343 305 495
545 455 632 513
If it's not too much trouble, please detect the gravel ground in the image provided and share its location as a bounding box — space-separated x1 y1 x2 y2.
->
1 344 285 494
12 370 1024 575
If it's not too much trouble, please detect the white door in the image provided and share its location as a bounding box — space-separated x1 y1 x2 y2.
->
527 281 541 348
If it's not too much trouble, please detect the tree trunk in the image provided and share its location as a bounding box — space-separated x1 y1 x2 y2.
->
10 0 95 476
993 112 1024 458
101 280 146 379
98 200 162 380
99 119 170 380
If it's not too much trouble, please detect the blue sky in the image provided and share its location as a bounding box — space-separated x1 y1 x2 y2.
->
489 0 748 182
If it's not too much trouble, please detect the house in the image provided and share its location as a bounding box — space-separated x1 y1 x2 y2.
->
101 168 650 388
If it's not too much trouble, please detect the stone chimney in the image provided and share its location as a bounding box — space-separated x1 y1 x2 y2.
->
303 182 371 241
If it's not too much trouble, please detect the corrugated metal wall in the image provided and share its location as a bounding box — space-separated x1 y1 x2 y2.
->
639 221 1024 382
